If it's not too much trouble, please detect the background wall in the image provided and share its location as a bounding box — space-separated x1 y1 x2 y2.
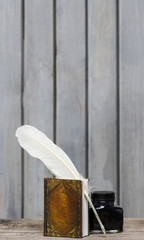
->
0 0 144 218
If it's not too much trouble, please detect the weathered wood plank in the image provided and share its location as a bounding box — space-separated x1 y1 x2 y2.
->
24 0 53 217
88 1 117 195
0 219 144 239
56 0 86 176
119 0 144 217
0 219 43 231
0 0 22 217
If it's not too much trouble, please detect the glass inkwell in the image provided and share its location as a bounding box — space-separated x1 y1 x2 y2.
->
89 191 123 233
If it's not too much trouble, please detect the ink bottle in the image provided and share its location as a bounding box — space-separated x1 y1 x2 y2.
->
89 191 123 233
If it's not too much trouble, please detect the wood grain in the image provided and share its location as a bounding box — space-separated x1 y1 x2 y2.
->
56 0 86 176
119 0 144 217
24 0 53 217
0 0 22 218
88 0 117 196
0 219 144 239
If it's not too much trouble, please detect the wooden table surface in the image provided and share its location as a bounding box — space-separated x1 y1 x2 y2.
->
0 219 144 239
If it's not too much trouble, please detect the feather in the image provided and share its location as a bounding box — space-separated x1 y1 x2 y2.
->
15 125 106 235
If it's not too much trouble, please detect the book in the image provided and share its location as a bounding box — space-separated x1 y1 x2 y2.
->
44 178 89 238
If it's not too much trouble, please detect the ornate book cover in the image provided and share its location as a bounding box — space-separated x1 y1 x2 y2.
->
44 178 88 238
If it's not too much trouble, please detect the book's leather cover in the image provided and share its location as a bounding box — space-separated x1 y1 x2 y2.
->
44 178 82 238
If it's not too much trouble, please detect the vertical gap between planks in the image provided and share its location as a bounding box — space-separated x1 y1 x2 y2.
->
85 0 89 178
53 0 57 144
21 0 25 218
116 0 120 205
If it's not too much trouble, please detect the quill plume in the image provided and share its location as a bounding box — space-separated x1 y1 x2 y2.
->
15 125 106 235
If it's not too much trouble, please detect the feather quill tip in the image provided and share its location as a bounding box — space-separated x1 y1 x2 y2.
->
102 226 106 236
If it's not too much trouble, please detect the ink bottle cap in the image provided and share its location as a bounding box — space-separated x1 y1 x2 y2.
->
91 191 115 202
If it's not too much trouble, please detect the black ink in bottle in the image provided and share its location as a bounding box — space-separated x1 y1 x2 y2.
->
89 191 123 233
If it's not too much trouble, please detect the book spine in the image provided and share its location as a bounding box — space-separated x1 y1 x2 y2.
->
44 178 48 236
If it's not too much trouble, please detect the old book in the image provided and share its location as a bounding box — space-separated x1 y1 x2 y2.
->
44 178 88 238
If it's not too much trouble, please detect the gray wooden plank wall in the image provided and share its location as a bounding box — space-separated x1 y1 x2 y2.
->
24 0 54 217
88 0 117 198
0 0 22 218
0 0 144 218
119 0 144 217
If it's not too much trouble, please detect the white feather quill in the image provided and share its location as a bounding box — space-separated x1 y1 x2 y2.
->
15 125 106 235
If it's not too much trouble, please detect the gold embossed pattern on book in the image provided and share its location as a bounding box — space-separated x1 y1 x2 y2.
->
44 178 82 238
